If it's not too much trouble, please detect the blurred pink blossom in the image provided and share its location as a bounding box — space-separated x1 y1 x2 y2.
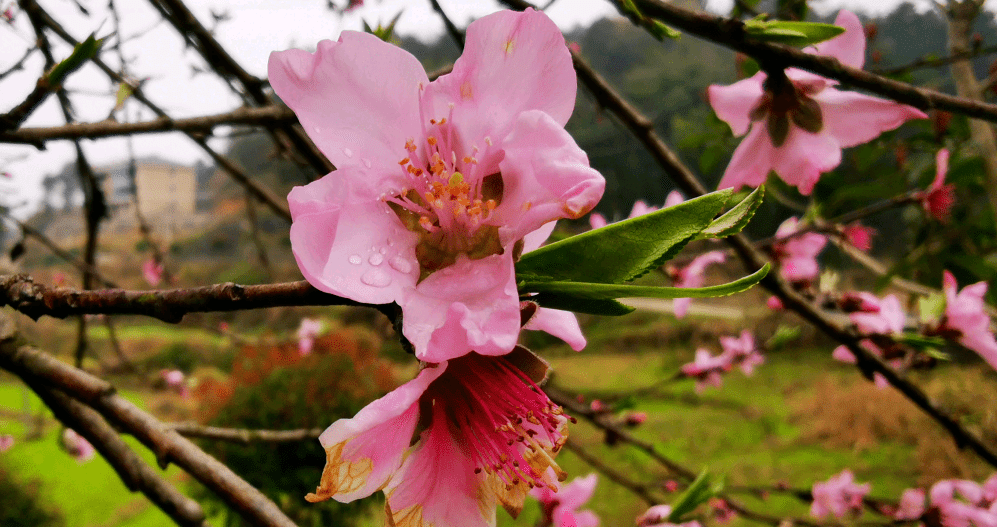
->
590 399 606 412
0 434 13 452
938 271 997 371
719 330 764 375
531 472 600 527
669 251 727 318
625 411 648 426
296 317 323 355
62 428 95 463
849 294 905 336
919 149 956 222
637 504 703 527
588 196 665 230
142 259 164 287
766 296 784 310
270 8 604 363
929 479 997 527
810 470 870 519
841 222 875 251
681 348 732 393
708 11 926 195
894 488 926 520
711 498 736 524
772 217 826 283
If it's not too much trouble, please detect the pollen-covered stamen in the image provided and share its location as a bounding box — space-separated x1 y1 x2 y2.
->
425 353 569 492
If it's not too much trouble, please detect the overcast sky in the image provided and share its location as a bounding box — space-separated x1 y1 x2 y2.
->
0 0 944 217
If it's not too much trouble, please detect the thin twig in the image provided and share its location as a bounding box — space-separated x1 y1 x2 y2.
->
168 423 323 444
562 439 661 505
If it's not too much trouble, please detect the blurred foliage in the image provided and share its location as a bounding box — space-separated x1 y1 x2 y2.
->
191 323 397 527
0 462 64 527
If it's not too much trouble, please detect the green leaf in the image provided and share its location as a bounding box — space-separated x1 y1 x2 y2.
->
363 11 403 42
765 324 801 351
743 18 845 47
918 292 946 324
697 186 764 240
47 33 102 87
667 470 723 522
517 189 732 284
521 264 770 302
897 332 947 351
529 294 636 316
650 20 681 40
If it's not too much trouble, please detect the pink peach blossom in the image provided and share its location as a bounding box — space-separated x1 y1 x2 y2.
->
589 212 608 230
708 11 926 195
142 259 164 287
929 479 997 527
920 149 956 222
841 222 875 251
939 271 997 371
271 9 604 363
766 296 784 310
637 504 703 527
625 411 648 426
810 470 870 519
296 317 323 355
588 196 666 230
530 472 600 527
681 348 732 393
719 330 764 375
772 217 827 283
849 294 905 336
0 434 13 452
305 351 569 527
62 428 95 463
894 488 926 520
670 251 727 318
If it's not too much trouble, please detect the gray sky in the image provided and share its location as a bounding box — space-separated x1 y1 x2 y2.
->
0 0 939 217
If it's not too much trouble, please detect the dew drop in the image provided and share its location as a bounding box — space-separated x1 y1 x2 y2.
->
368 253 384 266
361 269 392 288
343 147 353 158
388 256 412 274
362 158 372 169
348 254 362 265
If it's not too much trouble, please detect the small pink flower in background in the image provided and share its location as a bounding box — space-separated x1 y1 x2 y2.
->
983 474 997 503
928 479 997 527
0 434 13 452
894 488 926 520
637 504 703 527
590 399 606 412
938 271 997 371
305 351 570 527
708 10 926 195
589 212 608 230
841 222 875 251
271 8 604 363
772 217 827 283
766 296 784 310
711 498 736 524
669 251 727 318
681 348 732 393
663 480 679 493
160 369 189 398
838 291 882 313
849 294 905 336
810 470 870 519
296 317 323 355
62 428 95 463
664 190 684 208
218 321 230 332
719 330 763 375
142 259 164 287
625 411 648 426
530 472 600 527
588 196 667 230
919 149 956 223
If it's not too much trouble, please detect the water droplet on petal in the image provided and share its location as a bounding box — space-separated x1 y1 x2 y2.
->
368 253 384 266
363 158 372 169
379 247 387 254
389 256 412 274
348 255 362 265
361 269 392 288
343 147 353 158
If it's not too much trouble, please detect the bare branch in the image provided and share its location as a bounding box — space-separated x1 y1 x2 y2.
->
168 422 323 444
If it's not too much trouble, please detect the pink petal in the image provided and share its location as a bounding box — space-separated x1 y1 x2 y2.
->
385 404 495 527
288 172 419 305
708 73 765 136
494 110 605 241
570 510 600 527
426 8 576 150
556 473 598 511
832 345 857 364
630 200 658 218
673 297 691 319
524 307 587 351
268 32 428 170
770 126 842 195
895 488 926 520
817 88 927 149
309 364 446 503
403 254 520 362
589 212 607 230
522 221 558 253
933 148 951 189
664 190 685 208
718 123 776 191
685 251 727 277
811 11 866 69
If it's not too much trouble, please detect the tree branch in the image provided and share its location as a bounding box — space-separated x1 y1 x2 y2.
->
167 423 323 444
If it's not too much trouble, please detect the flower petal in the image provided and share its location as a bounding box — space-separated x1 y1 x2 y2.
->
288 171 420 305
522 221 558 253
268 32 428 170
426 8 576 149
494 110 605 241
770 126 842 195
306 363 447 503
385 406 496 527
718 123 776 191
708 73 765 136
402 254 520 362
817 88 927 149
524 308 587 351
556 473 598 512
811 11 865 69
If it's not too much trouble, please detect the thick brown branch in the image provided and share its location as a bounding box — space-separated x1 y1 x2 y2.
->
0 326 298 527
0 274 389 323
0 106 297 145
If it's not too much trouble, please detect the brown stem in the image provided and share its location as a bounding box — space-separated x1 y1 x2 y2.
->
167 423 323 444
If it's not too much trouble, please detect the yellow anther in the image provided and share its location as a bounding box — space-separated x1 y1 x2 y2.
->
419 216 434 231
405 139 417 152
486 200 497 211
398 157 410 165
428 136 437 146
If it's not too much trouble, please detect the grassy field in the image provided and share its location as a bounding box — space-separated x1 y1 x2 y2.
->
1 309 995 527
